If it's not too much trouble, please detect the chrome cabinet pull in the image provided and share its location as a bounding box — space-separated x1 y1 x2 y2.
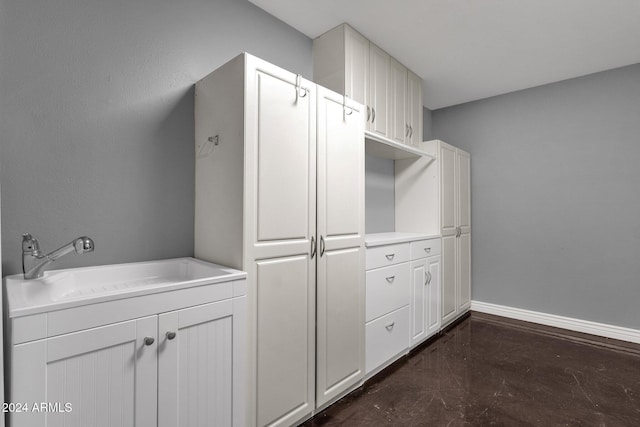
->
143 337 155 346
385 253 395 260
295 74 307 99
372 108 376 123
406 124 410 136
166 331 176 340
311 236 317 259
385 276 395 283
424 271 428 285
320 235 325 257
424 247 431 254
410 126 413 138
367 106 371 122
385 322 395 331
427 271 432 284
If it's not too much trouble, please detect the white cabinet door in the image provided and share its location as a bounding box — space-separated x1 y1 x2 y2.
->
158 299 243 427
426 255 442 337
457 149 471 234
368 43 389 136
389 58 407 144
244 58 317 427
457 232 471 313
253 255 315 427
441 142 457 236
11 317 157 427
316 87 365 407
407 70 423 146
441 234 457 326
410 258 428 346
344 25 369 110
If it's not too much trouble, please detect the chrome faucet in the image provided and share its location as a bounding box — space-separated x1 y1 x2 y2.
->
22 233 95 279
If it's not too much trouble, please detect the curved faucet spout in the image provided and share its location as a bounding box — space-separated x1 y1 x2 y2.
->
22 234 95 280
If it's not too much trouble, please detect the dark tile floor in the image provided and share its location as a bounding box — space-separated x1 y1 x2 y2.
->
303 312 640 426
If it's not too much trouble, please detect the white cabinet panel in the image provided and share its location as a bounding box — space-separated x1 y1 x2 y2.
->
410 258 428 345
426 256 442 337
316 87 365 408
255 255 314 427
366 263 411 322
389 58 407 144
458 232 471 313
365 306 410 374
441 144 457 235
458 150 471 234
255 70 312 243
368 43 389 136
344 25 369 108
316 248 364 407
158 300 235 427
11 317 157 427
406 70 423 146
441 234 457 326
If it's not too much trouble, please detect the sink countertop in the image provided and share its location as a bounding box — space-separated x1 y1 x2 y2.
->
5 257 247 318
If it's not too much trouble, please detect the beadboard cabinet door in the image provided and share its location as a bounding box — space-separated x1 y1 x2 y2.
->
315 87 365 408
11 317 157 427
158 298 246 427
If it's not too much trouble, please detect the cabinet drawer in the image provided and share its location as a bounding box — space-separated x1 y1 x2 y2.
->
366 263 410 322
366 243 410 270
410 238 441 260
365 306 410 374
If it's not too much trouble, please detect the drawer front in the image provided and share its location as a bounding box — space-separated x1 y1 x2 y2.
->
410 238 441 260
365 306 410 374
366 263 410 322
366 243 410 270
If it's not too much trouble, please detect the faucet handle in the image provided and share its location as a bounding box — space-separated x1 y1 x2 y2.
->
22 233 40 254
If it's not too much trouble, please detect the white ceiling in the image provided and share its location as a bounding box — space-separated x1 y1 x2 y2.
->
248 0 640 109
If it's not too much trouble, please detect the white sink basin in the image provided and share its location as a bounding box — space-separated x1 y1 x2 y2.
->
5 257 246 317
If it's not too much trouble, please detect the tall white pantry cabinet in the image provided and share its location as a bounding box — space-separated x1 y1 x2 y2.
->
194 54 366 427
425 140 471 327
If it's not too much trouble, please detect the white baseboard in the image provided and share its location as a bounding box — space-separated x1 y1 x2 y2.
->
471 300 640 345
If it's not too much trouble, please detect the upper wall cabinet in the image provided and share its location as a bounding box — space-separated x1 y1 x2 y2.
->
313 23 423 146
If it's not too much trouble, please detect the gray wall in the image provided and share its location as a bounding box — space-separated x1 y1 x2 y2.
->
422 106 433 141
365 154 395 233
0 0 312 275
432 63 640 329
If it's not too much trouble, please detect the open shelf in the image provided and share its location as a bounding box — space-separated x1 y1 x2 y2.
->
365 131 436 161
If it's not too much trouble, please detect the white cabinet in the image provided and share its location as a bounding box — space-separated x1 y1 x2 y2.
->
195 54 365 426
9 277 247 427
314 24 422 146
425 140 471 327
409 238 441 346
406 70 423 146
389 58 407 144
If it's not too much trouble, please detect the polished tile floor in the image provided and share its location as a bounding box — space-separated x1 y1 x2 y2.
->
303 312 640 426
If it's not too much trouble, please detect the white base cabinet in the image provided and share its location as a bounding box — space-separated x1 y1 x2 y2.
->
409 238 441 346
8 273 247 427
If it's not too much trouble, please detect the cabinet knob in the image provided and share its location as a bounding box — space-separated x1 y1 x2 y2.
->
385 322 395 331
166 331 177 340
385 253 395 261
385 275 395 283
143 337 155 346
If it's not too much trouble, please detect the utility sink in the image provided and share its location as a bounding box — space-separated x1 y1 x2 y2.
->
5 257 246 317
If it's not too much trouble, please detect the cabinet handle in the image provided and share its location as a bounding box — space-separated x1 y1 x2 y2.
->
406 124 409 137
424 271 428 285
310 236 317 259
385 275 395 283
385 322 395 331
143 337 155 346
424 247 431 254
320 235 325 257
385 253 395 261
409 126 413 138
166 331 176 340
372 108 376 123
367 106 371 122
427 271 432 284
